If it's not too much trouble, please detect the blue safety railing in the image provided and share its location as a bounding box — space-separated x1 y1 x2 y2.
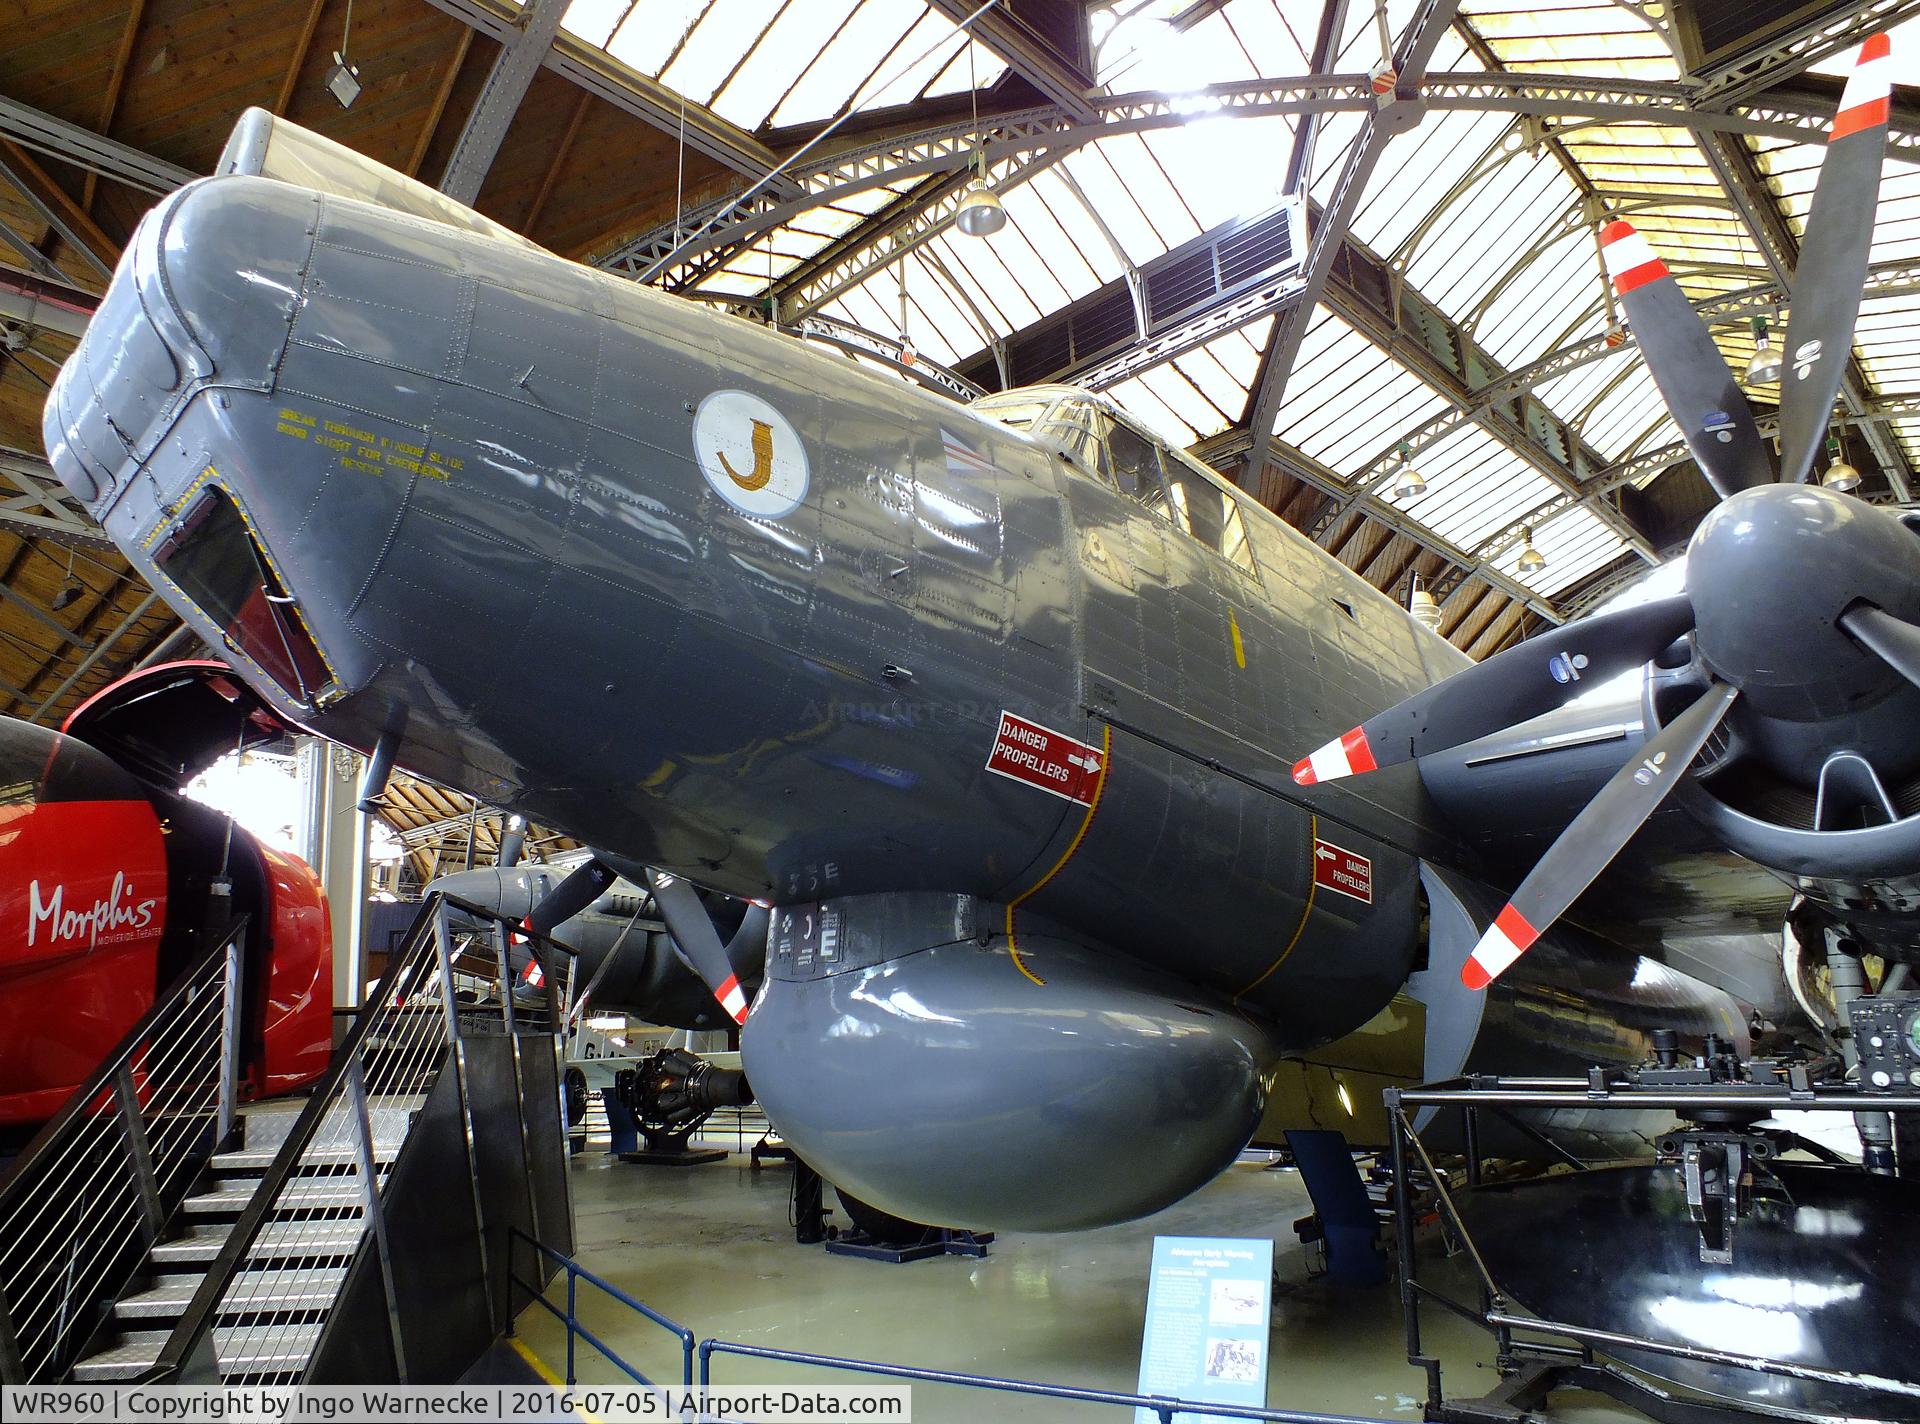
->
509 1227 695 1386
698 1340 1396 1424
507 1234 1396 1423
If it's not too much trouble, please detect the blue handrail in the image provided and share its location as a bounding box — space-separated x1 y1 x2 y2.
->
698 1339 1398 1424
510 1234 1399 1423
509 1227 695 1386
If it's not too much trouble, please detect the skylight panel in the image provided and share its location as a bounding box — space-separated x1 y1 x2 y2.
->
1223 0 1316 74
1307 113 1369 204
979 220 1076 316
562 0 628 47
921 39 1008 98
863 11 963 108
772 0 921 128
1265 308 1454 473
930 230 1037 332
1463 0 1679 80
1857 294 1920 389
1472 230 1594 366
1315 376 1453 475
1403 148 1582 316
711 6 843 127
1356 111 1510 258
1034 170 1130 286
1513 505 1630 596
904 256 988 363
998 185 1106 300
1140 116 1295 233
1207 319 1272 389
1573 365 1674 463
1173 342 1251 418
1107 374 1200 447
660 0 780 103
1059 143 1170 265
1100 133 1204 253
1138 361 1231 438
606 0 712 77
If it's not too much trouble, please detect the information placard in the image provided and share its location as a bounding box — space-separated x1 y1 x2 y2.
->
1133 1235 1274 1424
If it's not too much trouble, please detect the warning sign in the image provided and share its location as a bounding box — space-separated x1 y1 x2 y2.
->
986 711 1103 806
1313 838 1373 904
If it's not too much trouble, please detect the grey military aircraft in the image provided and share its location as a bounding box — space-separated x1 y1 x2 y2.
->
41 39 1915 1233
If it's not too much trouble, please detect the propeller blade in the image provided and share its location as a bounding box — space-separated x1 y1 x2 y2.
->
524 857 615 939
1293 593 1695 785
1778 33 1892 484
1839 603 1920 690
646 869 753 1025
1461 681 1739 990
1599 220 1772 499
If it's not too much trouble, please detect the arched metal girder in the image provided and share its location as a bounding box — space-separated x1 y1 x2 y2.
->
1476 391 1920 566
1329 255 1920 516
601 70 1920 286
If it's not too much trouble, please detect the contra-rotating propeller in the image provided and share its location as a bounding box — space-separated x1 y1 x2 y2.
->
523 858 761 1024
1292 33 1920 990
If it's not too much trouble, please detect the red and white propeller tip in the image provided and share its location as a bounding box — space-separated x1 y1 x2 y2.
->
1598 220 1669 297
1460 905 1541 991
715 973 750 1025
1291 727 1378 786
1832 33 1892 142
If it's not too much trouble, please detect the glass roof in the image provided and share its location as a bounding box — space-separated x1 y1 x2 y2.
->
560 0 1010 131
601 0 1920 618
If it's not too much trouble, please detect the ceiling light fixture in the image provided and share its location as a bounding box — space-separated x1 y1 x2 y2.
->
1408 573 1442 629
1822 431 1861 493
1389 441 1426 499
1516 526 1547 575
325 0 361 108
51 550 82 611
1744 315 1782 387
953 35 1007 239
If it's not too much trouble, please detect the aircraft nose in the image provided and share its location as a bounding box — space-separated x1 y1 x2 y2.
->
43 176 317 520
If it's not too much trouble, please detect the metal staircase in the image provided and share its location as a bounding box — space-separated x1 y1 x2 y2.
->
71 1097 413 1381
0 895 575 1386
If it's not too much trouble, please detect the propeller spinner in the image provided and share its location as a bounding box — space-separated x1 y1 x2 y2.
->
1293 34 1920 990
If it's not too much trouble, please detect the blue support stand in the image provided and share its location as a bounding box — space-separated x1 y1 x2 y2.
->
1285 1129 1388 1287
604 1090 640 1156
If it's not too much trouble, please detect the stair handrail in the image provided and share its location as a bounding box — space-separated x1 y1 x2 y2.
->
145 892 574 1382
0 915 251 1383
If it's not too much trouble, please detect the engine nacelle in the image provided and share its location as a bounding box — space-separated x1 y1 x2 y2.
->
743 893 1280 1232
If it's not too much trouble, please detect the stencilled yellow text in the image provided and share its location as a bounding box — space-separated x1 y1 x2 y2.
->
274 405 463 481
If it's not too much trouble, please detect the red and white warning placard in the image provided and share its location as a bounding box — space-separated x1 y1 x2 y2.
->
1313 838 1373 904
986 711 1103 806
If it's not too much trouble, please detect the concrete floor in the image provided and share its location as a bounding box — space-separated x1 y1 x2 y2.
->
508 1149 1644 1423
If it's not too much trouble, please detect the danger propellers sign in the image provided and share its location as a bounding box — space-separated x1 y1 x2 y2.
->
986 711 1103 806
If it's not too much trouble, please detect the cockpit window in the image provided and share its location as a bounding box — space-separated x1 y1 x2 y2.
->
971 395 1053 430
1105 420 1182 527
1164 447 1259 579
154 488 332 706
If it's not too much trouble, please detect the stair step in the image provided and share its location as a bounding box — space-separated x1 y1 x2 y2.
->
185 1178 378 1214
152 1219 365 1266
72 1322 324 1382
211 1143 397 1172
115 1266 350 1321
236 1094 427 1154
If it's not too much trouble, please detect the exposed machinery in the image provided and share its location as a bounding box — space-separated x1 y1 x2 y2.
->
1390 1043 1920 1422
612 1046 754 1164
